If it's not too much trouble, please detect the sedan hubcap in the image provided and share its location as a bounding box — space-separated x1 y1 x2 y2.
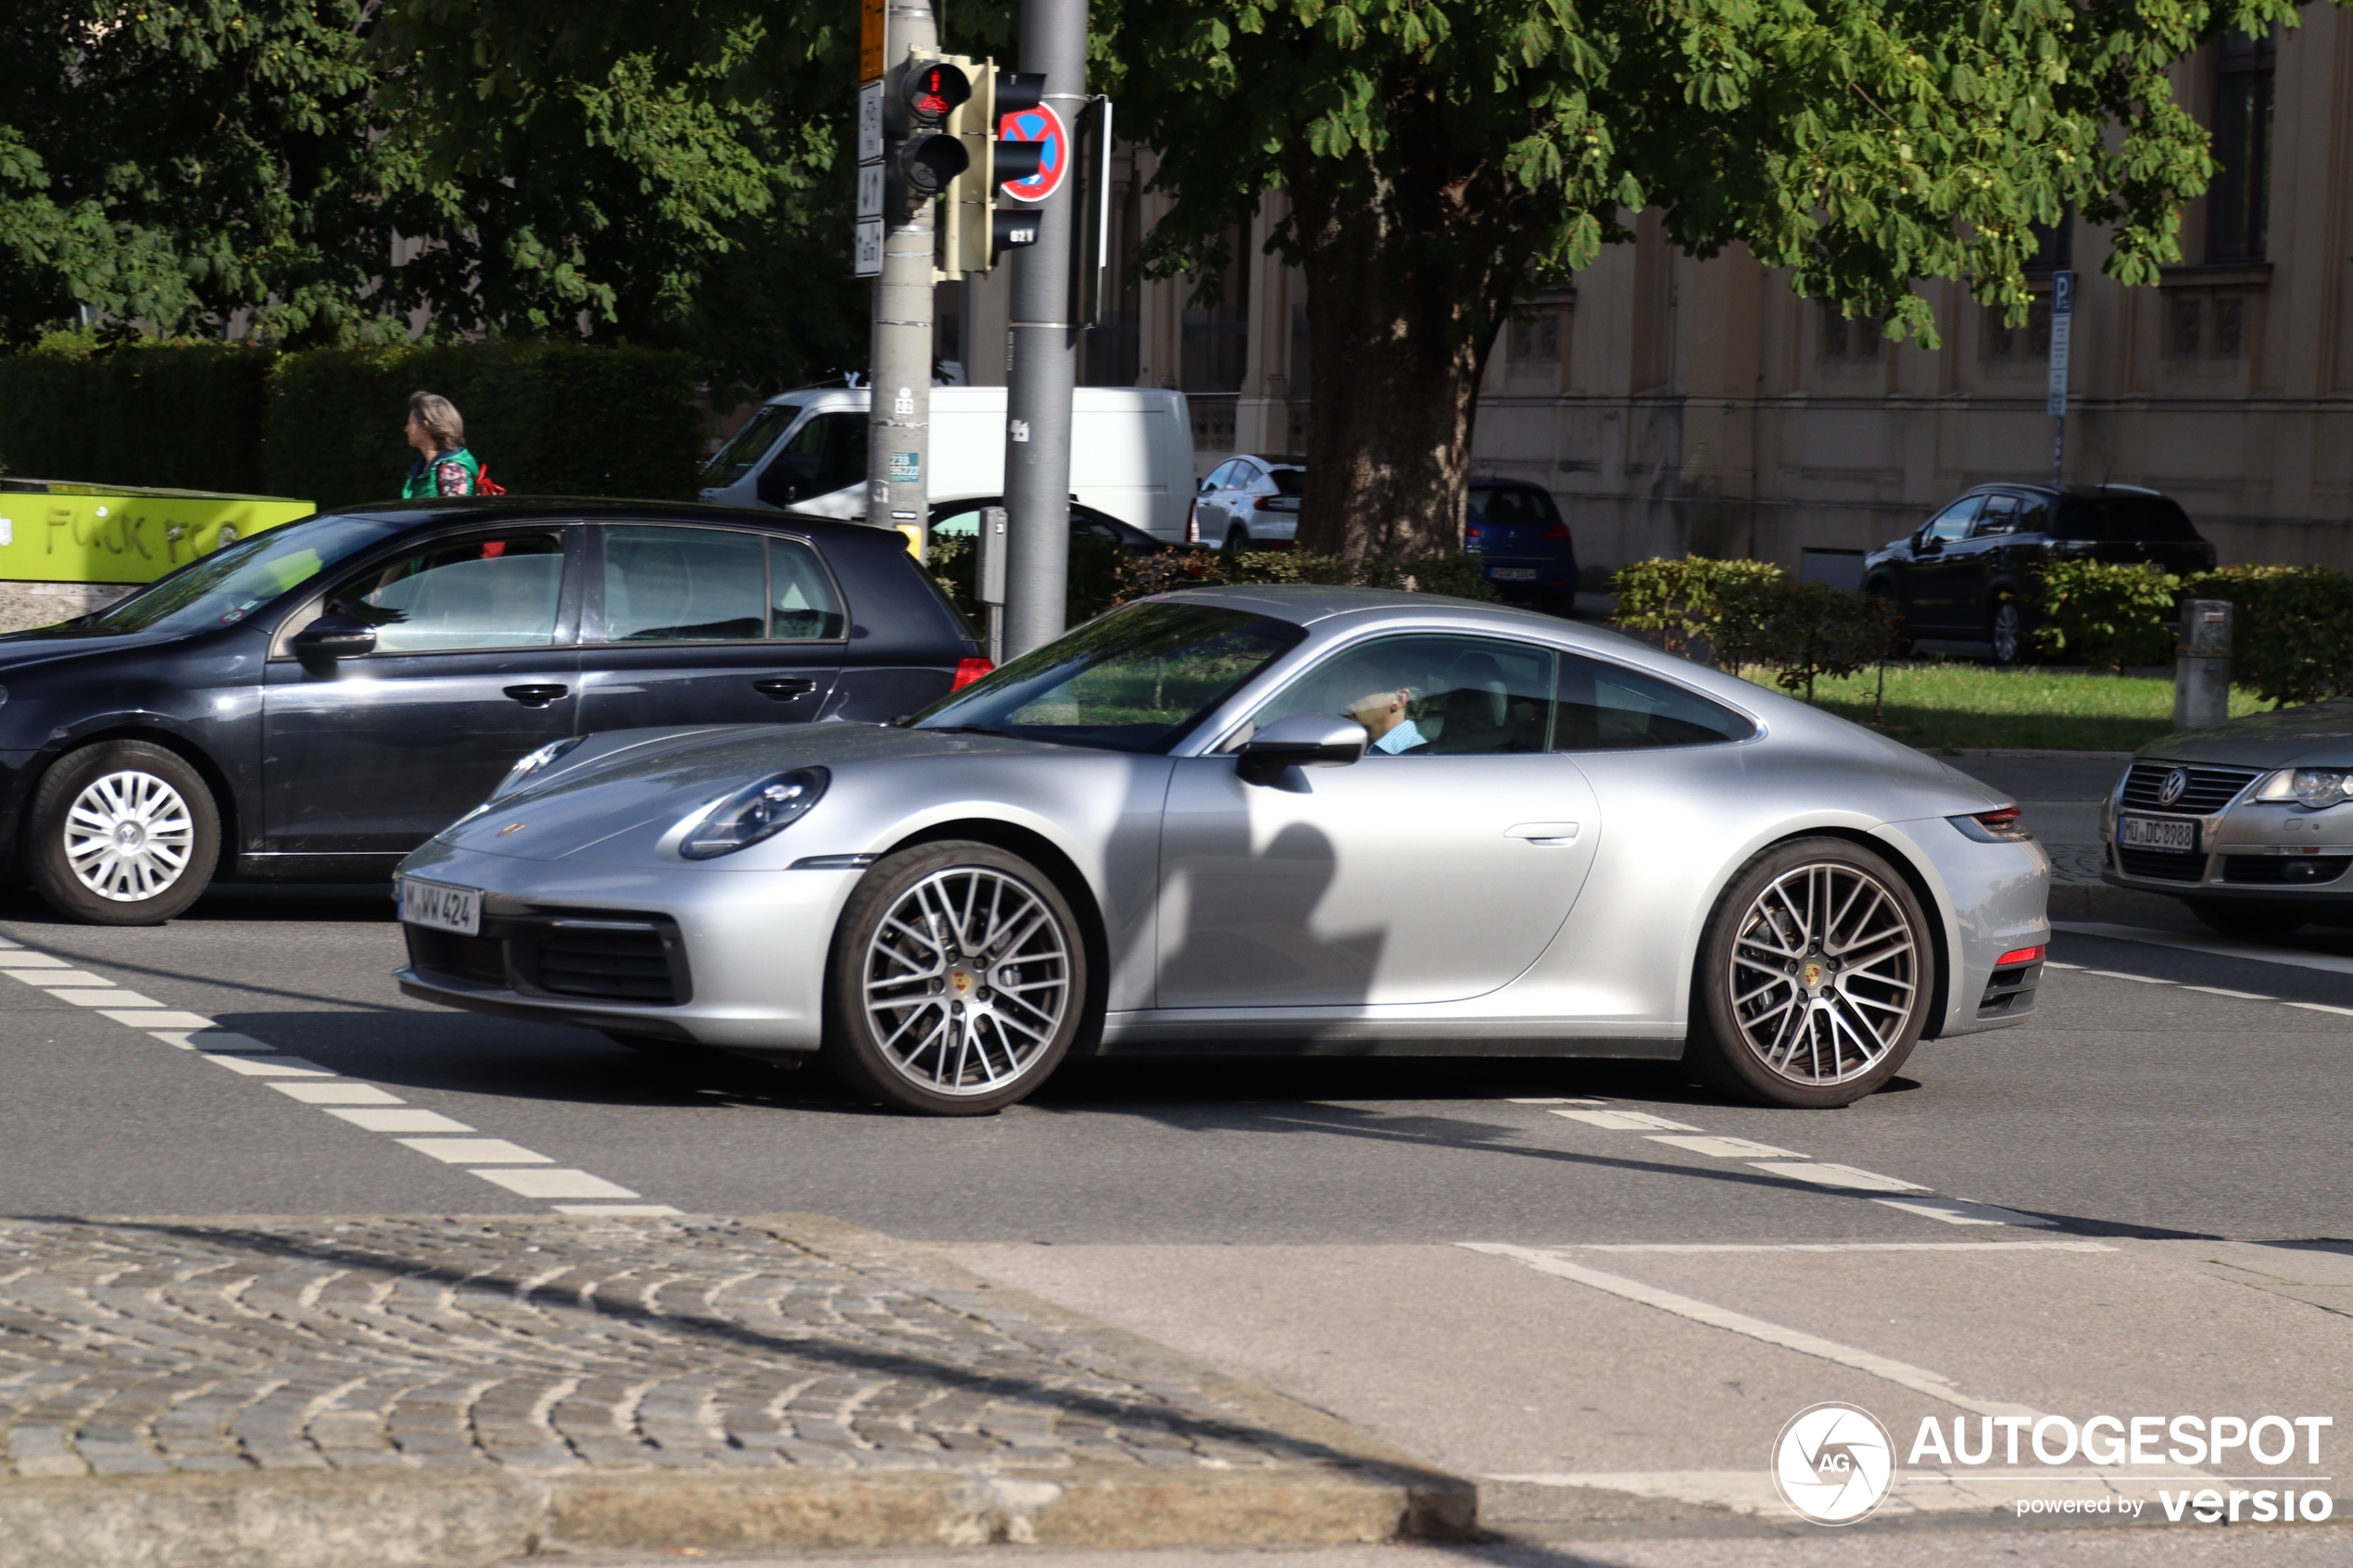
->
1730 863 1919 1085
862 867 1071 1097
65 770 195 903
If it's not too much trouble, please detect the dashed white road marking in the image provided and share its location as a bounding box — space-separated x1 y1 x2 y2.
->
1572 1240 2108 1254
1507 1097 1605 1106
472 1169 640 1200
396 1137 550 1165
2183 985 2273 999
1749 1160 1927 1193
2053 919 2353 978
1874 1196 2057 1228
1463 1243 2042 1420
1553 1108 1702 1132
2076 970 2173 985
6 931 679 1217
2285 1000 2353 1017
1643 1134 1802 1159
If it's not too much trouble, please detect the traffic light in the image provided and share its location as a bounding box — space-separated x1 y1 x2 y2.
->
936 64 1052 278
887 56 971 214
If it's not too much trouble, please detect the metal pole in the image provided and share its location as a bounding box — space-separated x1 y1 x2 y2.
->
2052 411 2064 490
866 0 941 556
1000 0 1087 659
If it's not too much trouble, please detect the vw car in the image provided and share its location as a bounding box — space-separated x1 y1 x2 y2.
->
1466 479 1579 615
1865 484 2215 662
2102 703 2353 937
0 500 982 924
394 586 2050 1115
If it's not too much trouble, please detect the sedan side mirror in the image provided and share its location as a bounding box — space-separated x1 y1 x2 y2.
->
1236 714 1368 785
290 612 377 664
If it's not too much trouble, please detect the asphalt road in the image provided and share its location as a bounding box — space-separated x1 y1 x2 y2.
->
4 749 2348 1561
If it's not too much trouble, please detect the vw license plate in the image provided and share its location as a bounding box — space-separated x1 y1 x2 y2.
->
1489 567 1539 582
2119 815 2196 853
398 877 482 935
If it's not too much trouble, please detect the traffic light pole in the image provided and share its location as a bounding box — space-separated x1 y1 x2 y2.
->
866 0 942 555
1000 0 1088 659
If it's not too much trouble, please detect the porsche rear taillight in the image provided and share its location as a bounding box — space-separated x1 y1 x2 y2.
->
950 657 993 690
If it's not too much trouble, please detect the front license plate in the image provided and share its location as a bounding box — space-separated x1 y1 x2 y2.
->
2119 815 2196 853
1489 566 1539 582
399 877 482 935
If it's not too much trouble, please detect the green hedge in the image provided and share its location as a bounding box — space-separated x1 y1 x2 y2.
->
263 341 704 510
2182 565 2353 708
0 336 271 492
0 336 703 508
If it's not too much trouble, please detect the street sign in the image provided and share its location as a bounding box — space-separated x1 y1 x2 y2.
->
853 218 884 277
854 79 885 278
857 80 884 162
2045 270 2073 418
860 0 887 82
997 102 1068 203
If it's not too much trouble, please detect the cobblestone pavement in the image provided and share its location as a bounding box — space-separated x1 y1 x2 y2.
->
0 1214 1349 1485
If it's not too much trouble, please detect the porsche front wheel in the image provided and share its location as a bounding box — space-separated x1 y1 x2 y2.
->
824 841 1088 1115
1687 839 1934 1108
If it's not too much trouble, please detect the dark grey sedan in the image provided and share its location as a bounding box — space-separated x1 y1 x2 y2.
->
2102 701 2353 936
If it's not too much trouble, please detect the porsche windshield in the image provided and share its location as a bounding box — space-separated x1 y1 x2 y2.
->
912 601 1302 753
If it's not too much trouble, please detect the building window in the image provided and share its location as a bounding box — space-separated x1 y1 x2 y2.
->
2170 295 2203 358
1986 298 2055 360
1508 310 1563 366
2167 289 2249 361
1821 304 1881 362
1180 227 1252 394
2208 29 2276 261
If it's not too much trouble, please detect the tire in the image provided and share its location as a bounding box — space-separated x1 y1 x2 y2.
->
1685 838 1935 1108
26 740 220 925
2188 900 2307 942
1225 524 1252 553
1990 597 2027 667
823 841 1088 1115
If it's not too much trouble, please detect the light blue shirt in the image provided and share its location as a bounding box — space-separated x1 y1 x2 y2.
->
1371 719 1426 755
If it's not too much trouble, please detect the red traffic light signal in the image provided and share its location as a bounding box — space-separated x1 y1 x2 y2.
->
900 62 971 127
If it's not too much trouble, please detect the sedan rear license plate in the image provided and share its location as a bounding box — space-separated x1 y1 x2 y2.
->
399 877 482 935
1488 567 1539 582
2119 815 2196 853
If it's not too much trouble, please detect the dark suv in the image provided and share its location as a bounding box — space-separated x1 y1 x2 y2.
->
1864 484 2216 662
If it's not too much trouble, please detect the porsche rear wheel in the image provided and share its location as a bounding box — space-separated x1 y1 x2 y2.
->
824 841 1087 1115
1687 839 1933 1108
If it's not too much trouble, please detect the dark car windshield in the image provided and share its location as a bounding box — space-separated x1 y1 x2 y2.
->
912 600 1303 753
15 514 406 639
703 401 801 487
2057 495 2200 543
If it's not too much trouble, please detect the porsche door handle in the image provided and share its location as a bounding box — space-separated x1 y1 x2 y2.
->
502 684 569 708
1505 822 1580 847
753 676 819 700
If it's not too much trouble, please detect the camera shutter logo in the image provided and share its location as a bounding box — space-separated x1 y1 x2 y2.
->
2158 768 2190 807
1773 1402 1896 1524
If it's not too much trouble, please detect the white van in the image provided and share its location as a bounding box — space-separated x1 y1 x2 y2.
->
698 386 1196 541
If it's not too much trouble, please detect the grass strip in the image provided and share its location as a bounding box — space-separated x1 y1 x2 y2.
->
1742 664 2271 753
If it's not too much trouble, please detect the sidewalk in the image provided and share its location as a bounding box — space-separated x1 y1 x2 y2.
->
0 1213 1471 1568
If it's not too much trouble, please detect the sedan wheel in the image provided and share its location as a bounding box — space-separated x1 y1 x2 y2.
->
1990 599 2025 666
28 740 221 925
1689 839 1933 1107
824 841 1088 1114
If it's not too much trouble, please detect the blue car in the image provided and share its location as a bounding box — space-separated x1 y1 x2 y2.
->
1466 479 1579 615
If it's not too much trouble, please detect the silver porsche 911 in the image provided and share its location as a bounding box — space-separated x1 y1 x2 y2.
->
393 585 2050 1114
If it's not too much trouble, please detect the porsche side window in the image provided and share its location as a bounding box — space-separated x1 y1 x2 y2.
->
1252 634 1557 757
1553 655 1755 749
769 539 847 641
321 532 565 653
602 525 766 643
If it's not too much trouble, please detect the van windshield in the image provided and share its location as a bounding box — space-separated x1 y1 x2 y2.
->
704 402 803 488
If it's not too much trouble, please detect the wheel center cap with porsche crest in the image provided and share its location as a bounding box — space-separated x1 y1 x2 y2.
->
2158 767 2190 806
949 967 976 997
1803 960 1826 994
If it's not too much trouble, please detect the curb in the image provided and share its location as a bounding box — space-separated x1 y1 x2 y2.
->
0 1463 1464 1568
0 1213 1478 1567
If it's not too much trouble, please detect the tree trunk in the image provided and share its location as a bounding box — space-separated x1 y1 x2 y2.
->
1285 135 1530 562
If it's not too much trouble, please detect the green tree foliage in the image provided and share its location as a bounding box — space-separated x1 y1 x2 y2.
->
2031 558 2181 672
0 0 865 390
1096 0 2319 557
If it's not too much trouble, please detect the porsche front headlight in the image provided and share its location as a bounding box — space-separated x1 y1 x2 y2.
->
679 768 829 859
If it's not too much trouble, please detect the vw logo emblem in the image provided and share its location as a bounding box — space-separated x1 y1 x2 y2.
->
2157 768 2191 807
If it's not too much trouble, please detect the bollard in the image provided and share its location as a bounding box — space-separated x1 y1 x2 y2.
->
2173 598 2233 730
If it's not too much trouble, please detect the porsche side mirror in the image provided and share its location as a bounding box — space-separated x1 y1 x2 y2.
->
291 612 377 663
1236 714 1368 785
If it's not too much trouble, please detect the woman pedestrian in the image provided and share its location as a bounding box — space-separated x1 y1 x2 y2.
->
400 392 481 498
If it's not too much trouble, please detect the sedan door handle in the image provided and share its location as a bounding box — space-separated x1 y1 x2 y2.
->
754 676 819 699
1506 822 1580 846
503 684 569 708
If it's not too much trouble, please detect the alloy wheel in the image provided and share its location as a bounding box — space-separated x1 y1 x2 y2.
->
63 769 196 903
1991 601 2022 664
859 865 1074 1097
1726 861 1922 1086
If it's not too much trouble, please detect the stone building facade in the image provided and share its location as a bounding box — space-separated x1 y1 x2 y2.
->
948 7 2347 579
